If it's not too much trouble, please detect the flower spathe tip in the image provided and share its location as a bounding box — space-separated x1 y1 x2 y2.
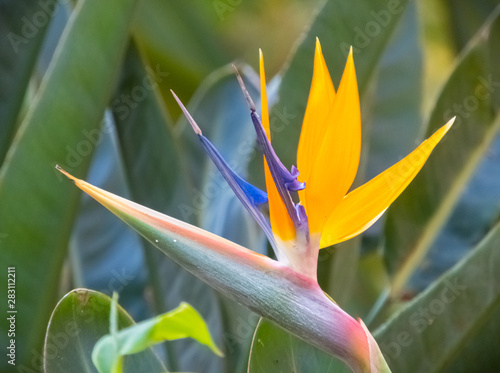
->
55 164 76 181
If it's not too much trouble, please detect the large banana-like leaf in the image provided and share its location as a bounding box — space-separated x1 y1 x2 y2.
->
0 0 137 370
0 0 52 164
444 0 499 52
375 221 500 372
385 7 500 297
132 0 228 118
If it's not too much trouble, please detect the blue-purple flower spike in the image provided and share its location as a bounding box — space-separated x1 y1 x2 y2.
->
171 90 278 250
233 69 309 236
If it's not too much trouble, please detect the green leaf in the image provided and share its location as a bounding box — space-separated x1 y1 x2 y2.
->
113 41 191 220
374 221 500 372
0 0 52 164
92 300 223 373
385 7 500 297
132 0 228 119
44 289 165 373
365 0 422 182
444 0 499 52
0 0 137 369
248 318 350 373
112 42 225 373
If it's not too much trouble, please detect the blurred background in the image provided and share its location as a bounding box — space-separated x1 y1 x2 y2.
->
1 0 500 372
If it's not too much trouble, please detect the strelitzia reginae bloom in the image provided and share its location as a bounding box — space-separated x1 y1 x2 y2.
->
58 39 453 373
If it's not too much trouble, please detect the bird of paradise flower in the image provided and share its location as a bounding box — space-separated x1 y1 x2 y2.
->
58 39 453 372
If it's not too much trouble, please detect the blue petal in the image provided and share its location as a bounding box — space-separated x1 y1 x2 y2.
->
171 90 277 250
233 172 268 206
198 135 275 245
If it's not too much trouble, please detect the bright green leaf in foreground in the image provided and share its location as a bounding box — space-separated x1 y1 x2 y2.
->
92 298 223 373
44 289 165 373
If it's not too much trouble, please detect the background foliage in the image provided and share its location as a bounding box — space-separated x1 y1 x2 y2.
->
0 0 499 372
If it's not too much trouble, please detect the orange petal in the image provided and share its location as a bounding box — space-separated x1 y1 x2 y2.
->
320 119 455 248
297 38 336 187
301 46 361 234
260 50 295 242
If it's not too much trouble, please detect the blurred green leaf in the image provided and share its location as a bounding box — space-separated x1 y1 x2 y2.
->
0 0 53 164
442 304 500 373
93 300 222 373
0 0 137 370
114 42 191 219
44 289 165 373
375 221 500 372
132 0 228 119
385 7 500 297
112 42 225 373
365 0 422 181
444 0 499 52
248 318 349 373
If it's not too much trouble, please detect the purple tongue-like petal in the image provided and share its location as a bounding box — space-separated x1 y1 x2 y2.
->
250 112 305 193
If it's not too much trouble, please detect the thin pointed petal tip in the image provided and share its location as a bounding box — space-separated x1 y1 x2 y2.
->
171 90 202 135
234 67 256 112
56 165 76 182
315 37 321 51
446 116 456 129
